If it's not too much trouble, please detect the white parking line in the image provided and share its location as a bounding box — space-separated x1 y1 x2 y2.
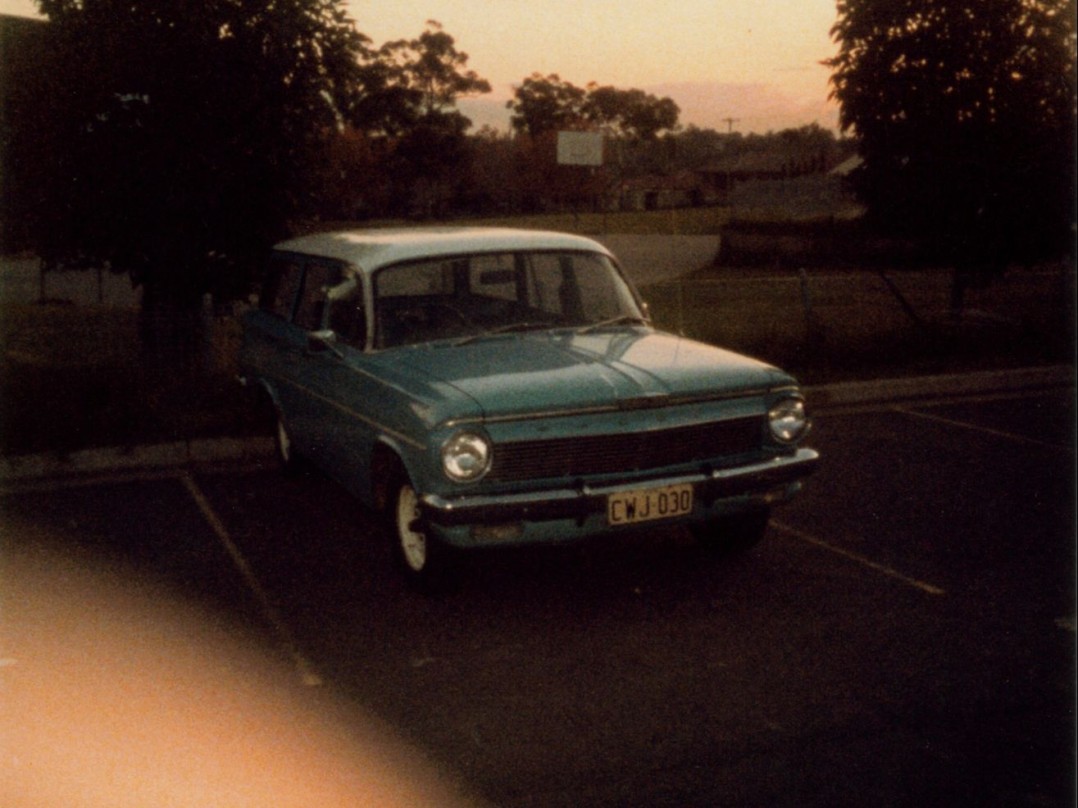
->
891 405 1073 452
771 519 947 597
179 473 322 687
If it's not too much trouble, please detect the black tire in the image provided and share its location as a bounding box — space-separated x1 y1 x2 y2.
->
690 508 771 557
386 471 457 592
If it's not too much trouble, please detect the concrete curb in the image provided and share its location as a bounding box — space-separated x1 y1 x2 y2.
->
1 366 1072 485
1 437 276 485
807 365 1075 410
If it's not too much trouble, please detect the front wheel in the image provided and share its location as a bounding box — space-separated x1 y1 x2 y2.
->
690 508 771 557
388 476 457 592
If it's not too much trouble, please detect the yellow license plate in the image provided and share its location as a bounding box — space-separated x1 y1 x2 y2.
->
607 483 694 526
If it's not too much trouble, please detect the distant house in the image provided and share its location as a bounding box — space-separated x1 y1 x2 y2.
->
700 151 787 188
829 154 864 177
697 147 842 199
614 171 705 212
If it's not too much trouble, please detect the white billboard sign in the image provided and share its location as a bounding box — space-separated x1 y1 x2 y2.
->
556 131 603 166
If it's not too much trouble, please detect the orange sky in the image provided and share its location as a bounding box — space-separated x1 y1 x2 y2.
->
346 0 842 132
0 0 842 133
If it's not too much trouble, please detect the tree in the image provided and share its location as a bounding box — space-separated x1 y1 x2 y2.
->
827 0 1076 309
506 73 588 137
1 16 51 253
507 74 680 141
371 21 491 215
375 20 491 123
583 85 680 141
21 0 375 356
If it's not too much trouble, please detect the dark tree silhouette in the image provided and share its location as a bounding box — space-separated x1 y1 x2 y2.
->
827 0 1076 309
372 21 491 216
582 85 680 141
22 0 375 356
506 74 589 138
507 74 680 141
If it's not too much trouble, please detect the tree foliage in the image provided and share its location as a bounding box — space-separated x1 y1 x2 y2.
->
827 0 1076 274
24 0 374 307
583 85 681 140
15 8 494 290
507 74 680 140
374 20 491 126
370 21 491 215
506 74 589 137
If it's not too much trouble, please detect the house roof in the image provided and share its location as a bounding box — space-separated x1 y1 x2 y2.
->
619 171 701 193
829 154 864 176
699 151 791 175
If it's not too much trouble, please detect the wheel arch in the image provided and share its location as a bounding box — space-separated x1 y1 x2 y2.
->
370 438 411 514
247 376 284 418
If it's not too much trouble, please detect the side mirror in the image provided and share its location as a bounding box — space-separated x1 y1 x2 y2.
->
307 329 343 358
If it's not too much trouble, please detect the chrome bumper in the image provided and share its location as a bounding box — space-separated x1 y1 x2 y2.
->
420 448 819 527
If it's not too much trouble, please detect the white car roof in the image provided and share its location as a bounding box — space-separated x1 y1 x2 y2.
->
273 227 614 274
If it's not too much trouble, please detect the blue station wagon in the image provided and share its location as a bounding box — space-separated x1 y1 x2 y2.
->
239 228 818 587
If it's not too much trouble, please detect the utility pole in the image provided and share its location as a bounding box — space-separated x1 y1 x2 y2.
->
722 117 740 134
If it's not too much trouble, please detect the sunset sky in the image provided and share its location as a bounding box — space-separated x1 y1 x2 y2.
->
0 0 842 133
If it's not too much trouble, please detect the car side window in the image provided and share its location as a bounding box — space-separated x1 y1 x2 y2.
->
327 280 367 349
294 261 342 331
262 257 304 320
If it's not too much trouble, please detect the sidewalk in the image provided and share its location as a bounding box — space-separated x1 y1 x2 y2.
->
1 365 1072 486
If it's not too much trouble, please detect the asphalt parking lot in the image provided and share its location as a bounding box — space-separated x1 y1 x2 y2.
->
3 383 1074 806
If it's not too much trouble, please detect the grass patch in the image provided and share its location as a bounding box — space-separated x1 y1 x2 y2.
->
0 303 257 456
642 265 1073 384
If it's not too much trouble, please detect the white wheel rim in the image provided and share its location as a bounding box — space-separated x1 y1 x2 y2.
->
396 485 427 572
276 418 291 463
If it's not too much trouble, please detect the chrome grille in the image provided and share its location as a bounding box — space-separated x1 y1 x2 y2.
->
488 416 763 482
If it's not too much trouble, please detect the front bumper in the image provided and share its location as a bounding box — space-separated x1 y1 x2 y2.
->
419 448 819 546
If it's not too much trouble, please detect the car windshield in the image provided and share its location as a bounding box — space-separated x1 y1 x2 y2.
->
372 250 644 349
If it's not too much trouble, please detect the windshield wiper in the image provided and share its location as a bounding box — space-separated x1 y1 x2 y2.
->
455 321 552 346
576 314 649 335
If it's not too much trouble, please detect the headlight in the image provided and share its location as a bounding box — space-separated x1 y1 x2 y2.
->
768 397 807 444
441 431 492 482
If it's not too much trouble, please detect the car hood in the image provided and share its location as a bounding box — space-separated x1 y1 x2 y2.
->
391 328 792 420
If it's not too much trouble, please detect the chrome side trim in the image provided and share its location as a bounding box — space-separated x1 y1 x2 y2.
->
253 370 426 451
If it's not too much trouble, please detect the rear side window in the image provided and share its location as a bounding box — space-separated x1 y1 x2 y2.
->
294 261 343 331
326 280 367 348
262 257 304 320
260 253 346 330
